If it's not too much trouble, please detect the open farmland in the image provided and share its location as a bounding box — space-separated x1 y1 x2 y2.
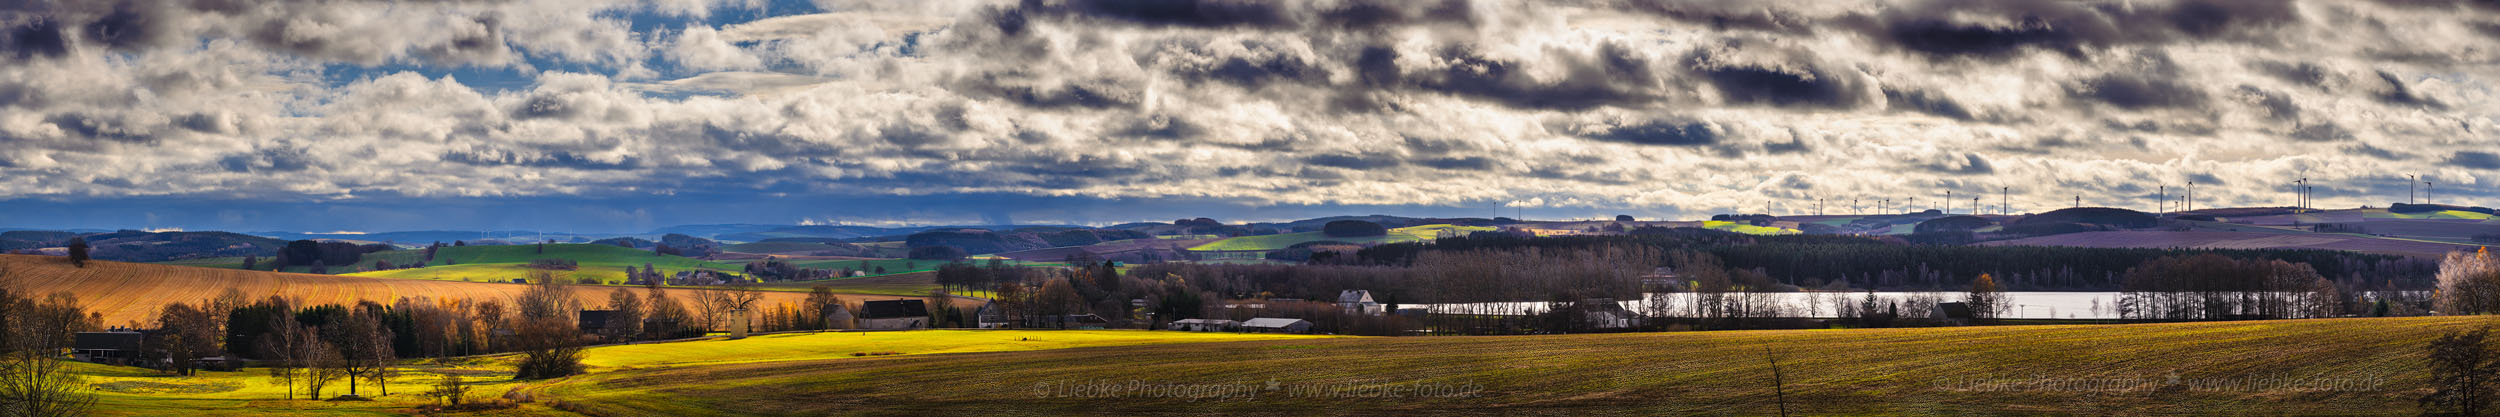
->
343 244 739 283
1190 224 1496 252
994 237 1220 262
537 317 2489 416
75 329 1317 416
1982 230 2482 258
0 255 932 325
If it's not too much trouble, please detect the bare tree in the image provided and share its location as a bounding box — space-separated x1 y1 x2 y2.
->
2425 327 2500 416
259 312 302 400
604 288 644 341
0 280 94 416
512 271 583 379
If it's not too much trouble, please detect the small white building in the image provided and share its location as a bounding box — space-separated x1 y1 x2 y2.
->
1168 318 1241 332
1243 318 1314 334
1338 290 1383 316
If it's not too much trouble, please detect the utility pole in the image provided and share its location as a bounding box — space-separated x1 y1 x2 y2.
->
2408 174 2416 204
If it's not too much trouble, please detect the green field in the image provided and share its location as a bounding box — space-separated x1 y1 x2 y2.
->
76 330 1326 416
343 244 738 284
1190 224 1496 252
1702 220 1803 235
534 316 2494 416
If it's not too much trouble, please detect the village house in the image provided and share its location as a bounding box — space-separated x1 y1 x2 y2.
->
1338 290 1383 316
858 299 930 330
1029 314 1111 330
72 329 147 366
1243 318 1314 334
578 310 616 333
975 303 1008 329
1168 318 1240 332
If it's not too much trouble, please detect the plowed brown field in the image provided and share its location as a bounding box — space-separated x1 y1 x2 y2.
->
0 254 951 325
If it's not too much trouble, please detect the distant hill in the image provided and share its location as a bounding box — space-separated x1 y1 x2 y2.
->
2005 207 2157 236
0 254 871 326
2 230 283 262
1912 215 1995 234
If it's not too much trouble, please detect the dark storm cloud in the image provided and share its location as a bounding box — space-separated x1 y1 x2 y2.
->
2289 123 2356 142
1418 156 1495 171
44 113 153 142
1689 49 1867 109
2252 60 2333 89
2373 71 2448 110
1579 119 1720 146
1847 0 2299 60
442 149 641 171
4 17 70 59
1883 88 1975 121
2070 74 2207 110
1381 42 1662 111
1923 153 1995 175
1304 153 1404 170
2235 85 2300 121
2450 151 2500 169
1609 0 1818 35
2342 143 2407 160
957 76 1141 110
989 0 1476 32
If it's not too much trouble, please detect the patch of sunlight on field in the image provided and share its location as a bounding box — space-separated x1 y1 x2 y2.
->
2369 210 2495 220
73 357 559 416
581 330 1337 369
1702 220 1802 235
1189 224 1495 251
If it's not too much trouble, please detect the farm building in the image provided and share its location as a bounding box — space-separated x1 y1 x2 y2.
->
1169 318 1240 332
1339 290 1383 316
1577 299 1635 329
1243 318 1314 334
975 304 1008 329
825 303 856 330
1030 314 1112 330
73 329 147 366
859 299 930 330
578 310 617 333
1933 302 1974 321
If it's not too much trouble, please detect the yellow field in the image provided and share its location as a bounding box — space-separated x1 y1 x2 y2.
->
537 316 2495 416
0 255 947 326
73 329 1328 416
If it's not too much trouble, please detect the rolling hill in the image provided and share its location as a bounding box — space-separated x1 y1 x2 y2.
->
1189 224 1497 252
342 243 740 283
0 254 932 325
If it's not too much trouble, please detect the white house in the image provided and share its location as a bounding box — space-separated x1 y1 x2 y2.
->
1338 290 1383 316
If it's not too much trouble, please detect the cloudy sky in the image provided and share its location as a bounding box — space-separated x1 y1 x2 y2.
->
2 0 2496 233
